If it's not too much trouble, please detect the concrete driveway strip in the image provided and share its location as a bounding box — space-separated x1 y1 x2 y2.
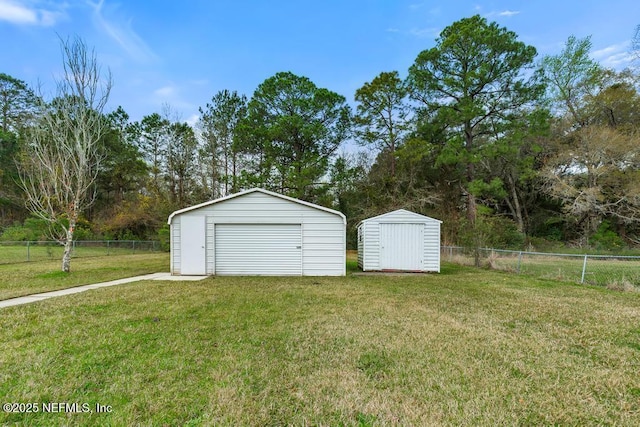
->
0 273 208 309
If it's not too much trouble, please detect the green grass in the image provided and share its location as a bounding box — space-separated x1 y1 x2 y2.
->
1 263 640 425
0 242 159 265
446 251 640 287
0 253 169 300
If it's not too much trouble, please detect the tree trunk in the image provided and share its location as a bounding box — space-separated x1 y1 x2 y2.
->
61 219 76 273
507 173 525 233
224 138 229 196
466 192 477 225
390 139 396 178
211 152 218 199
464 121 477 226
231 151 238 193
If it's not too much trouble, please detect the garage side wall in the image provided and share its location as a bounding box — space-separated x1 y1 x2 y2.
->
424 219 441 272
173 191 345 276
170 215 180 274
357 224 363 270
206 216 215 275
361 222 380 271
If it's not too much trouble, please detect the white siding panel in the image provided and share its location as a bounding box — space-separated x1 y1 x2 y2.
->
206 216 215 275
215 224 302 275
363 222 380 271
424 221 441 272
302 219 345 276
357 224 364 270
171 216 181 274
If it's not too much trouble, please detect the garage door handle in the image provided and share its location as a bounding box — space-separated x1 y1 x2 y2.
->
296 246 301 249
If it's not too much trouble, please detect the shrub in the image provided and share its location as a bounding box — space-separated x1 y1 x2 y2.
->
157 224 170 252
589 221 625 251
0 224 35 241
0 217 51 241
459 212 525 250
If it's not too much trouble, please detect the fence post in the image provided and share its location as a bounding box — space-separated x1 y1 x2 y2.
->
517 251 522 274
27 241 30 262
132 240 136 254
581 255 588 284
107 240 110 256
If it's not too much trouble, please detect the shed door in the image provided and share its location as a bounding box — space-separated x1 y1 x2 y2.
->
215 224 302 275
380 223 424 271
180 216 206 275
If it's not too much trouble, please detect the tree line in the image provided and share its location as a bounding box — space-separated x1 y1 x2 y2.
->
2 16 640 267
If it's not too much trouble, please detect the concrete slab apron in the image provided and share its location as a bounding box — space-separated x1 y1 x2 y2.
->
0 273 208 309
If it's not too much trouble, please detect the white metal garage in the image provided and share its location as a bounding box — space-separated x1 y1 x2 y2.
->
357 209 442 272
167 188 346 276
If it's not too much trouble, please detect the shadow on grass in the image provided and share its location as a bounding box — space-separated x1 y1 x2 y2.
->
346 259 467 277
346 260 360 274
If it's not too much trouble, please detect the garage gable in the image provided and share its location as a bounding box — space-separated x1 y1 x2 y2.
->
168 188 345 225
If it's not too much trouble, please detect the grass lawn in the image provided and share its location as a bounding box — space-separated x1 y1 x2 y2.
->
0 253 169 300
0 242 159 265
446 251 640 287
1 262 640 425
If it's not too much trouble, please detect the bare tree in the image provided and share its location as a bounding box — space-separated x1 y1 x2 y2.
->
633 25 640 61
19 36 112 272
541 125 640 246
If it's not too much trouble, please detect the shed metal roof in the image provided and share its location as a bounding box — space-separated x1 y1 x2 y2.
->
358 209 442 226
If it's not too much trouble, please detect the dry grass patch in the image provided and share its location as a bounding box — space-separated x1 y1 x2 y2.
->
1 265 640 425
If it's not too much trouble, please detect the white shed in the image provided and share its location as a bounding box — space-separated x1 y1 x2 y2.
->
167 188 346 276
357 209 442 272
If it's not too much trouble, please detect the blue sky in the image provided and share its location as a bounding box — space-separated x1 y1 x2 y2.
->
2 0 639 124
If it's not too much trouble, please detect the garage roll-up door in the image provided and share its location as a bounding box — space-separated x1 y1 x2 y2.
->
215 224 302 275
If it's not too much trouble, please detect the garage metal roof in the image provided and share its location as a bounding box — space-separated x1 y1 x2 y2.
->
167 188 346 224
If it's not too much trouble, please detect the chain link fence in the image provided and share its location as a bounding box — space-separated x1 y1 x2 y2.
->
0 241 162 265
442 246 640 288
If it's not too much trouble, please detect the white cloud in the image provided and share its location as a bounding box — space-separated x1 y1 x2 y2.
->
484 9 521 19
185 113 199 127
0 0 36 24
39 8 60 26
88 0 157 63
154 85 176 97
190 79 209 86
409 27 439 38
498 10 520 17
151 84 195 114
0 0 65 26
591 42 635 69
